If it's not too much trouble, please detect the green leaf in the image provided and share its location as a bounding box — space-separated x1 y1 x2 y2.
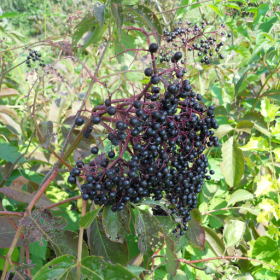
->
93 2 105 31
111 0 123 39
186 218 205 249
257 198 280 223
220 137 245 188
214 124 234 140
52 230 89 259
208 4 223 18
79 207 103 229
235 73 247 95
190 208 203 224
235 121 254 134
81 256 140 280
223 3 240 10
202 182 219 203
134 207 163 255
227 189 254 206
33 255 76 280
252 236 280 264
72 12 97 46
240 136 268 151
165 235 180 276
124 5 162 45
204 227 225 256
243 112 269 135
126 265 146 276
257 17 278 43
252 267 278 279
102 205 131 243
273 147 280 162
223 220 246 248
261 98 280 122
255 175 274 198
253 4 269 29
0 139 25 164
89 217 128 265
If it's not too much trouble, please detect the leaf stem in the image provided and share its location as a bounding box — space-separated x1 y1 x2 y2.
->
77 199 87 279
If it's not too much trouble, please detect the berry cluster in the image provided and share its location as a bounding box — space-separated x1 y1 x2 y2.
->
68 25 223 235
159 21 231 65
25 49 45 68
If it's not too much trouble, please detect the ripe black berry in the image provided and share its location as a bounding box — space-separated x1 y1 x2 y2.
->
91 146 99 154
75 117 84 126
173 51 182 61
149 43 158 53
144 68 153 77
151 75 160 84
68 175 76 185
92 115 101 124
107 106 117 116
108 151 115 158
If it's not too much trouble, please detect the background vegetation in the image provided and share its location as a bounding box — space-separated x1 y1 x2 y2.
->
0 0 280 279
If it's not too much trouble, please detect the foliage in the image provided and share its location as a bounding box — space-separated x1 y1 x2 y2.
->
0 0 280 279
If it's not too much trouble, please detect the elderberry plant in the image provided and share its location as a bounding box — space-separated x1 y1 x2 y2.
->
68 22 231 235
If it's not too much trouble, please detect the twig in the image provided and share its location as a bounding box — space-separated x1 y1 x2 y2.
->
43 195 82 209
179 256 275 269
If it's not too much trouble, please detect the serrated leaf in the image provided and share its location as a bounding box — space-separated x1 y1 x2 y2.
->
186 218 205 249
223 220 245 248
89 217 128 265
102 205 131 243
252 236 280 264
232 273 254 280
124 5 162 45
134 207 163 255
33 255 76 280
220 137 245 188
111 0 123 39
165 236 180 276
204 227 225 256
79 207 103 229
228 189 254 206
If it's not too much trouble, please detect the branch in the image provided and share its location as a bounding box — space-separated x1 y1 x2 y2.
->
43 195 82 210
77 199 86 279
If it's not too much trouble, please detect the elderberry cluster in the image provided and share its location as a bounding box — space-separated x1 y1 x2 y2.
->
25 49 45 68
68 25 223 235
159 21 231 65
